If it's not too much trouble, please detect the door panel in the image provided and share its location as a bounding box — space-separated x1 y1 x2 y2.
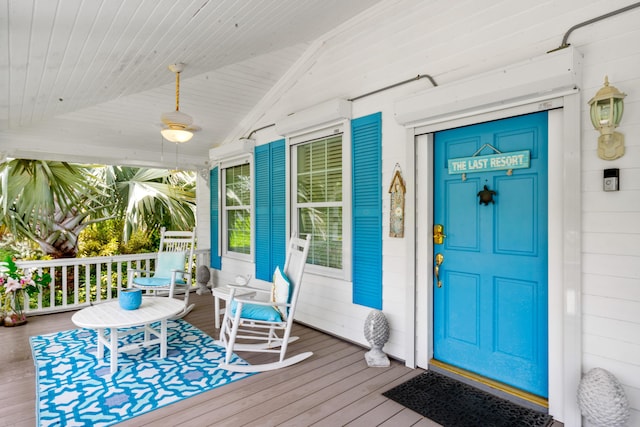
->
495 176 536 254
433 112 548 397
446 179 480 251
445 271 480 345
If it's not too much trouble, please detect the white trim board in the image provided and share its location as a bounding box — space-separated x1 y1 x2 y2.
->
395 47 582 129
399 48 583 426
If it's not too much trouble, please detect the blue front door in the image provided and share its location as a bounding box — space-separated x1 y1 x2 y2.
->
433 112 549 397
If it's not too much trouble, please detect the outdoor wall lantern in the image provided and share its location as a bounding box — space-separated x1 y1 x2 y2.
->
588 76 626 160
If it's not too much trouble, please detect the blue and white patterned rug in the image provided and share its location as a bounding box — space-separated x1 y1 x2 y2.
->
30 319 252 427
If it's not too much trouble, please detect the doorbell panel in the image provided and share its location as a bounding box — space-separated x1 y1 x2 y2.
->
603 168 619 192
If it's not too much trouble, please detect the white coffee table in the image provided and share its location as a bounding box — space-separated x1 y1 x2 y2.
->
71 297 185 373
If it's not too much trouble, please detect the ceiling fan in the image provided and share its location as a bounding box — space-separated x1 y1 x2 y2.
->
160 63 198 143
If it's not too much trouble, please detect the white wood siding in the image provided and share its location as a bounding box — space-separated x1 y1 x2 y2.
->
577 3 640 425
206 0 640 423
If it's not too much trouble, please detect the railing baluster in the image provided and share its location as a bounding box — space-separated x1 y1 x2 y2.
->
107 261 113 300
117 261 123 294
50 266 56 309
85 264 91 303
97 262 103 300
62 265 68 307
36 266 43 311
74 265 80 306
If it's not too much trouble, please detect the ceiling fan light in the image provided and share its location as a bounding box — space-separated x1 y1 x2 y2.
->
161 128 193 143
159 63 198 143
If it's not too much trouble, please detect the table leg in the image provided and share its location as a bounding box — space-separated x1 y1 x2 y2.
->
97 328 104 359
160 319 167 358
214 295 221 329
110 327 118 373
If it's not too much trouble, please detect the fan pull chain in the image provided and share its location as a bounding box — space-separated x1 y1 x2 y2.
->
175 71 181 112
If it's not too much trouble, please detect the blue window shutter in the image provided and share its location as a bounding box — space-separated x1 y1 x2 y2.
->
270 140 287 271
210 167 221 269
352 112 382 309
255 139 286 280
255 144 270 279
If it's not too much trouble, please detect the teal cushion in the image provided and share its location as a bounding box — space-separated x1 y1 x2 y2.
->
154 251 186 280
133 277 186 287
230 300 282 322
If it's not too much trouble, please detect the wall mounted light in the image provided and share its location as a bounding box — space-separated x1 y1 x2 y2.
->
588 76 626 160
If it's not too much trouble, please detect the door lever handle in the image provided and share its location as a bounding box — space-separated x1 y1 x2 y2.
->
435 253 444 288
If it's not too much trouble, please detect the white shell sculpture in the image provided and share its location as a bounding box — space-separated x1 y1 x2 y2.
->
234 274 251 286
363 310 390 367
578 368 630 427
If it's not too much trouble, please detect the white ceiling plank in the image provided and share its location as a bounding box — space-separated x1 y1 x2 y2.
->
1 0 384 168
20 0 60 125
52 0 124 115
32 0 83 123
7 0 35 126
0 0 11 125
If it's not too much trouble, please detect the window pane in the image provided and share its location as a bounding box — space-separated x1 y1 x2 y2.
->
297 174 311 204
227 208 250 254
327 168 342 202
297 135 342 203
325 136 342 203
226 164 250 207
296 134 343 269
297 145 312 175
298 207 342 269
225 163 251 255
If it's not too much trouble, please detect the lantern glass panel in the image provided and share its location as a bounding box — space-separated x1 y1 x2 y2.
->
599 102 611 126
612 99 624 125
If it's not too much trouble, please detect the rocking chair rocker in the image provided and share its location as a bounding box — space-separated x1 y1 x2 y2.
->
127 227 196 318
217 234 312 372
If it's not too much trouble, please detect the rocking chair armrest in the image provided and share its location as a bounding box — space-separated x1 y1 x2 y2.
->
168 270 192 286
169 269 191 277
228 284 269 294
232 298 287 307
127 268 157 280
128 268 192 281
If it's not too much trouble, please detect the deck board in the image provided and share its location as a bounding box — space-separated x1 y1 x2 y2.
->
1 291 563 426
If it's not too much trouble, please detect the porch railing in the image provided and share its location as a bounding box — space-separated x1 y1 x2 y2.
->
15 254 159 315
14 249 210 316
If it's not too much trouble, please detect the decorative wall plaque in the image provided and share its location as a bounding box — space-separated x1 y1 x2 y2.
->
389 168 406 238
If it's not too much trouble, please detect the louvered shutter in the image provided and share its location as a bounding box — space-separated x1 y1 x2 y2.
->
210 167 221 269
352 113 382 309
270 140 287 271
255 139 286 280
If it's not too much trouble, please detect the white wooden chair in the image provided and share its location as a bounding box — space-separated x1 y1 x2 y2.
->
217 234 312 372
127 227 196 318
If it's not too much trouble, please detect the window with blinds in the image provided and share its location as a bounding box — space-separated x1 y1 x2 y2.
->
224 163 251 256
294 134 343 269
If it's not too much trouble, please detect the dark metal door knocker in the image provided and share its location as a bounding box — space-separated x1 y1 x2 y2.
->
477 185 496 205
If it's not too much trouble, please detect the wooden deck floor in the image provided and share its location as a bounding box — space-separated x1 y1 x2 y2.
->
1 291 562 426
1 291 437 427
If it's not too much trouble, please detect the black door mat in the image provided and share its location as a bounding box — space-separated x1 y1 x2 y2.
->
382 370 553 427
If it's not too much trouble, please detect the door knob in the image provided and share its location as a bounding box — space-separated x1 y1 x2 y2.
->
435 253 444 288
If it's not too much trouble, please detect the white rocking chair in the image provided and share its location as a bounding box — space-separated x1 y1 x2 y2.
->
217 234 312 372
127 227 196 318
